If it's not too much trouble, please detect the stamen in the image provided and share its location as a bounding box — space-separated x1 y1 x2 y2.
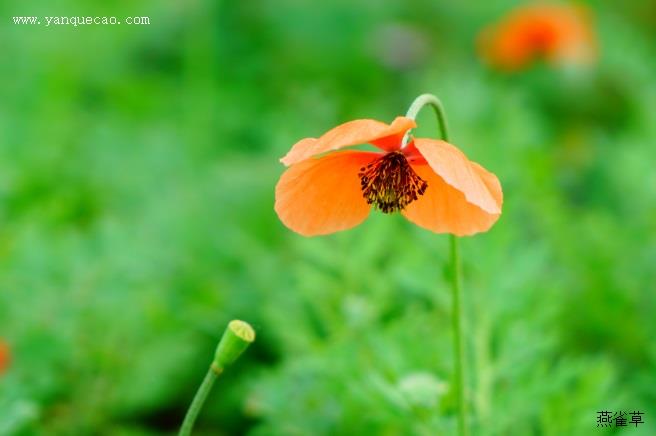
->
358 151 428 213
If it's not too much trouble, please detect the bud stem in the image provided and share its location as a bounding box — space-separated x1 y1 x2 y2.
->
179 368 219 436
179 320 255 436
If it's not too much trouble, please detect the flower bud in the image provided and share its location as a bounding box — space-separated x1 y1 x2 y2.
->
212 320 255 372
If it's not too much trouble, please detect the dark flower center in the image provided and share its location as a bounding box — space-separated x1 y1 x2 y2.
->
358 151 428 213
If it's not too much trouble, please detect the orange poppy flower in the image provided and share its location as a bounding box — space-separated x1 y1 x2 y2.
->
275 117 502 236
479 2 597 71
0 339 10 375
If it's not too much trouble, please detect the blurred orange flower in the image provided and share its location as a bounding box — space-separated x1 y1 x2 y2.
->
479 2 597 71
0 340 10 375
275 117 502 236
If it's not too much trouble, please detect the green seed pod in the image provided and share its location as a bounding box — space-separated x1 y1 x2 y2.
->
212 320 255 372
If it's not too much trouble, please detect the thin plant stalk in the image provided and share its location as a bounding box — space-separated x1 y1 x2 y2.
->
450 232 467 436
179 365 222 436
404 94 468 436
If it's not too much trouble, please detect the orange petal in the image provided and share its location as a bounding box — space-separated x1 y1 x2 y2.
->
280 117 415 166
413 138 501 214
0 340 10 375
402 163 502 236
275 151 379 236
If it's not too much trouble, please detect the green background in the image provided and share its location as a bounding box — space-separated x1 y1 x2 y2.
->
1 0 655 434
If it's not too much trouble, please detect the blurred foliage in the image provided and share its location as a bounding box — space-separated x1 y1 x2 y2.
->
1 0 655 435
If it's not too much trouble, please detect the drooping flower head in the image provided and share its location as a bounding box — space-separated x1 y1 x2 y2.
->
274 117 502 236
479 2 597 71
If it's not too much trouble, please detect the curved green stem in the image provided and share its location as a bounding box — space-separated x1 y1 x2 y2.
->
179 365 222 436
404 94 468 436
403 93 450 145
